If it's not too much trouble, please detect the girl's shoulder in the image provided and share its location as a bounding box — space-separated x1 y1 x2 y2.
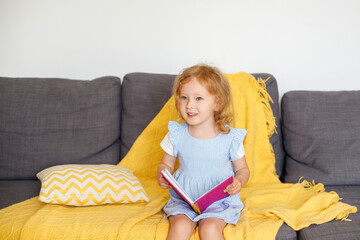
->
227 127 247 160
167 121 187 146
227 126 247 141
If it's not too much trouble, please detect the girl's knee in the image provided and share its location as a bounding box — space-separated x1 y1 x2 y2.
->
168 215 196 240
198 218 227 240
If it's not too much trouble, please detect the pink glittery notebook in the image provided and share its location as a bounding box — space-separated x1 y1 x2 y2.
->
161 169 233 214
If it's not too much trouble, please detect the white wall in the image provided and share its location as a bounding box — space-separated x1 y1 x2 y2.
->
1 0 360 97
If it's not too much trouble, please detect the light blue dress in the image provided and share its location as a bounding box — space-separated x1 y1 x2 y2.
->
161 121 247 224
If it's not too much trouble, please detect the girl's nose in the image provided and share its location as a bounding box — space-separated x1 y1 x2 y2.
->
186 98 195 109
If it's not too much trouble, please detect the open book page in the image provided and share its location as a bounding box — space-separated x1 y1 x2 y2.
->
160 169 194 206
161 169 233 214
193 176 233 213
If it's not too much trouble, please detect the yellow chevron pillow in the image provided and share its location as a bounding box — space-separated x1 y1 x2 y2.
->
37 164 149 206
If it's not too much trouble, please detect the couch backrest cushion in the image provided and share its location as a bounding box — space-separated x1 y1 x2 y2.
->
282 91 360 185
0 76 121 180
120 73 175 160
120 72 285 178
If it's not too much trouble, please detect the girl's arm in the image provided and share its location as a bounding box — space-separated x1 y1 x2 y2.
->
225 156 250 195
157 152 176 189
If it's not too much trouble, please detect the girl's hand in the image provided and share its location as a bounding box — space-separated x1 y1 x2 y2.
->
224 178 242 195
157 167 173 190
227 156 249 195
157 164 172 189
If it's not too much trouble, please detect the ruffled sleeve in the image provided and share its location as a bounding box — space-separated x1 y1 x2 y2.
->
229 128 247 161
167 121 183 157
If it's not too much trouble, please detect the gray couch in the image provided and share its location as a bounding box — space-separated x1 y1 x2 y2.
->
0 73 359 239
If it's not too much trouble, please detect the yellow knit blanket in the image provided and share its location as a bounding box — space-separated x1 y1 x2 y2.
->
0 72 356 239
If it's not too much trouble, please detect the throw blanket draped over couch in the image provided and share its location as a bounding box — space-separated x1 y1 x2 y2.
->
0 72 356 239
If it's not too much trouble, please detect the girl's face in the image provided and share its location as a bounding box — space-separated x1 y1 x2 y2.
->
179 77 219 129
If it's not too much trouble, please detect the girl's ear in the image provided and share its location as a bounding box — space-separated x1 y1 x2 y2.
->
214 98 222 111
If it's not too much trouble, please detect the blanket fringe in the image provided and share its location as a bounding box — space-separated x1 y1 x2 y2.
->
253 76 277 137
297 177 357 222
336 209 353 222
298 177 325 193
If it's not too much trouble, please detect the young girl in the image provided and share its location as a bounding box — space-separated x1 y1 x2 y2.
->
157 64 250 240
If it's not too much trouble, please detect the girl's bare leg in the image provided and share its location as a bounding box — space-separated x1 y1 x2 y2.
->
167 214 197 240
198 217 227 240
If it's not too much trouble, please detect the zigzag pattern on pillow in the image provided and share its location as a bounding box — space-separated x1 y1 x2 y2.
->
37 164 149 206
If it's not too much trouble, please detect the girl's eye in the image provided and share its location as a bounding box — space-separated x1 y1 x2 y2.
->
181 96 188 100
196 97 203 101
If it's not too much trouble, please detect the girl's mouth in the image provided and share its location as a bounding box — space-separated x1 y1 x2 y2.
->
187 112 198 117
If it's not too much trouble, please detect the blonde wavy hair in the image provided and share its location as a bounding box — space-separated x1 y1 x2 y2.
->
173 64 233 134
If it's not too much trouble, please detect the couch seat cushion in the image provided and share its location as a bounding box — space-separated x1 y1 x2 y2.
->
0 180 41 209
297 185 360 240
276 223 297 240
